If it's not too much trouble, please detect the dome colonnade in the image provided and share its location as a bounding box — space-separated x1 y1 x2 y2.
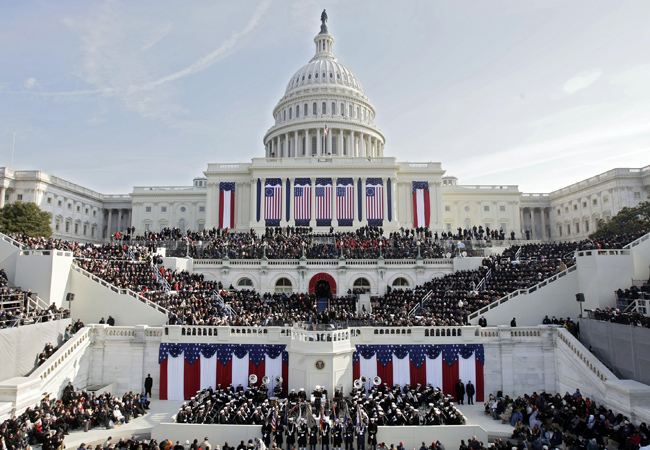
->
263 19 385 159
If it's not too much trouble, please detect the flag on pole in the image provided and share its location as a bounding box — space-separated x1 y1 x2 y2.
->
315 178 332 227
365 178 384 225
336 178 354 227
412 181 430 228
294 178 312 226
219 182 236 229
265 178 283 226
324 124 329 136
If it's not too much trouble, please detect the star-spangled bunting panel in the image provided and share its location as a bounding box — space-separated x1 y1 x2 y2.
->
352 344 484 368
159 343 288 366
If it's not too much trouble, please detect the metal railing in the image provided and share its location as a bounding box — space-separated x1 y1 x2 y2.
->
468 265 578 320
408 290 433 316
0 232 25 250
623 231 650 250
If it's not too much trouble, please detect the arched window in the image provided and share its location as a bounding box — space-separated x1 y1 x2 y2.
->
332 138 337 155
304 104 308 116
392 277 410 288
356 106 359 118
331 102 336 115
340 103 344 116
289 108 292 119
353 277 371 293
296 106 300 118
322 102 327 114
349 105 353 117
179 219 186 232
312 136 317 155
237 277 254 288
313 103 317 115
275 277 293 294
283 110 286 121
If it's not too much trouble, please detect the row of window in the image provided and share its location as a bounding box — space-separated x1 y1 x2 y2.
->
144 206 205 213
289 65 359 91
556 191 641 216
236 276 410 293
271 135 348 157
444 205 508 212
54 218 97 237
45 196 99 217
277 102 372 124
557 218 602 237
444 221 509 232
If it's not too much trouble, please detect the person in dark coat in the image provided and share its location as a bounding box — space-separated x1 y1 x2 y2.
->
286 418 296 450
298 421 308 450
367 419 377 450
332 420 343 450
144 374 153 397
466 381 475 405
309 424 319 450
321 419 331 450
455 380 466 405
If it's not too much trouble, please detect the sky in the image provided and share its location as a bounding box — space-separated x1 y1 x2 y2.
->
1 0 650 195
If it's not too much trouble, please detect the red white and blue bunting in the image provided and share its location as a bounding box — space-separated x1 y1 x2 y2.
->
159 343 288 401
352 344 484 402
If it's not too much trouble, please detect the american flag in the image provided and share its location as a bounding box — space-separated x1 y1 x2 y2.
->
336 178 354 223
324 124 329 136
271 407 277 433
315 178 332 221
294 179 311 222
265 179 282 221
365 178 384 220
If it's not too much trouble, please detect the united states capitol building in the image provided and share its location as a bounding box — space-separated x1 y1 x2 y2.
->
1 17 648 245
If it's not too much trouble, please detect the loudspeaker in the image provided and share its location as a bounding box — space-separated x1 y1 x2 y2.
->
575 293 585 303
66 293 75 302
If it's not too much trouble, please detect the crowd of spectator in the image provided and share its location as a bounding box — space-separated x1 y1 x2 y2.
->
485 389 649 450
0 384 149 450
1 269 70 329
7 230 648 330
590 308 650 328
36 320 85 367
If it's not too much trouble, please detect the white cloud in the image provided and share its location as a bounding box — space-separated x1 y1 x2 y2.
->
140 21 173 53
563 68 602 94
23 0 272 122
23 77 39 89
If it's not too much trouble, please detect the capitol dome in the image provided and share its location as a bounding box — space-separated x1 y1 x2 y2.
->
283 50 365 97
263 15 385 159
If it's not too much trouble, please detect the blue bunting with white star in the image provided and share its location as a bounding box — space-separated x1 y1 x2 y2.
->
159 343 288 366
353 344 484 369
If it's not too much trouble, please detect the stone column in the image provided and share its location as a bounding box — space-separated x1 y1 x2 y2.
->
351 131 356 157
541 207 547 240
360 133 366 157
530 208 537 239
338 129 343 156
520 208 525 239
249 178 256 228
317 127 321 155
327 128 333 156
294 130 299 158
107 209 113 237
0 187 5 208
